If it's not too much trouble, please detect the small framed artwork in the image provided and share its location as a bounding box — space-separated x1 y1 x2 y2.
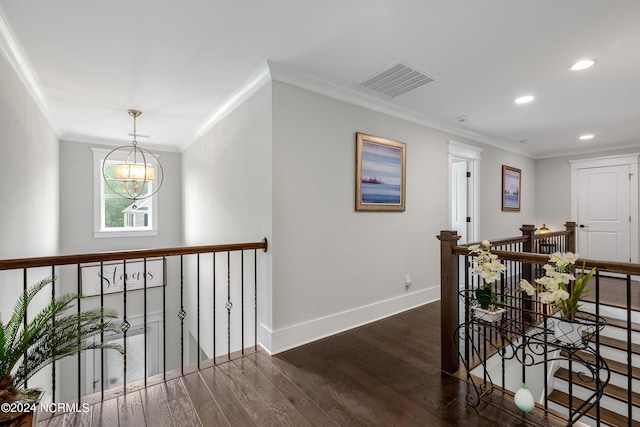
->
356 132 406 211
502 165 521 211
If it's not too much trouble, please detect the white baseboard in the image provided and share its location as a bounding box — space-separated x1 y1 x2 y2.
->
260 286 439 355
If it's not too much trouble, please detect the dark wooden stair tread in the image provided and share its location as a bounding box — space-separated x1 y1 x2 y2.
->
600 315 640 333
585 334 640 355
562 350 640 381
554 367 640 405
548 389 640 427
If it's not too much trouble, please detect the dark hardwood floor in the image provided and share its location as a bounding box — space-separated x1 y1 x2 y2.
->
582 275 640 311
38 301 567 426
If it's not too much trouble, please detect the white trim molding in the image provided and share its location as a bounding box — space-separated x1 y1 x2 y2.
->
0 6 61 136
267 61 531 158
183 61 272 151
260 287 439 355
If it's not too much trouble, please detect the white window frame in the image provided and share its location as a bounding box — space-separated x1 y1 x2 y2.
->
92 147 159 238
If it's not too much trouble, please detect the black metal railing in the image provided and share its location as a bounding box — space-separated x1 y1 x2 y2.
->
439 223 640 425
0 239 268 405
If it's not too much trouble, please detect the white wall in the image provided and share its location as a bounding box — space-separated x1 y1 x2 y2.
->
0 48 59 403
478 145 537 239
535 146 640 232
267 82 538 353
0 54 59 259
59 140 182 253
181 83 272 359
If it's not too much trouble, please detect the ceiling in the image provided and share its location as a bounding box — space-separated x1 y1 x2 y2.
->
1 0 639 159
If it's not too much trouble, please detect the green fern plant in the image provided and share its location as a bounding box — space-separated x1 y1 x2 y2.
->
0 276 123 404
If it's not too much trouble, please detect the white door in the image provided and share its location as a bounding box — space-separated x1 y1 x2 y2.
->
451 159 468 244
576 165 631 262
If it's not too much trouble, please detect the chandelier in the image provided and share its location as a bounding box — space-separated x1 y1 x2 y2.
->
102 110 164 203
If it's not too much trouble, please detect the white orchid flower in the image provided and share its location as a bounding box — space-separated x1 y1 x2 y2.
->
551 289 570 302
539 292 555 305
518 280 536 296
480 270 499 283
563 252 579 264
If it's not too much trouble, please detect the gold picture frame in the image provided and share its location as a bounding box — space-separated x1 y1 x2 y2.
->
502 165 521 211
356 132 406 211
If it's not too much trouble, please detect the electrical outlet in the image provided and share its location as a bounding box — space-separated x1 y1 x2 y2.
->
405 274 412 288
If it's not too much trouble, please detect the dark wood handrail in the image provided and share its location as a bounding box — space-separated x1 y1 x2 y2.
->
0 238 268 271
458 235 528 248
532 229 571 239
453 246 640 276
461 230 571 249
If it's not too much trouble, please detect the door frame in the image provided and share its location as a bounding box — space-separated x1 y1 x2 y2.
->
570 154 639 263
449 141 482 243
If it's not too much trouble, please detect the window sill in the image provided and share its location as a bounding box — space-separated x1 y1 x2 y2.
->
94 229 158 239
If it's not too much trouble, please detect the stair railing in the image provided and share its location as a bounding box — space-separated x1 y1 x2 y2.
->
439 223 640 425
0 239 268 406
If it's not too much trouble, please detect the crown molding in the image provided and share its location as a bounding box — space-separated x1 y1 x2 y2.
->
266 61 533 158
0 6 62 136
62 133 181 153
182 61 272 151
534 139 640 160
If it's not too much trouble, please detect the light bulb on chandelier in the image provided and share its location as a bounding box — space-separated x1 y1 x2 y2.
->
102 110 164 206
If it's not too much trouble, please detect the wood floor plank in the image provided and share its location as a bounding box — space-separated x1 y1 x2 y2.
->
140 383 174 427
181 371 229 426
216 360 282 426
117 391 145 426
252 352 339 427
37 413 68 427
199 365 257 426
232 354 314 427
163 378 202 427
91 397 119 427
270 347 381 427
84 300 573 426
60 407 93 427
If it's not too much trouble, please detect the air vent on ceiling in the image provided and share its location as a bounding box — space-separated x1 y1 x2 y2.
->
356 60 438 97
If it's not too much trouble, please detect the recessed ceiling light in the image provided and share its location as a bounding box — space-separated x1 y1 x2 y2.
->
579 134 594 140
515 95 535 104
570 59 596 71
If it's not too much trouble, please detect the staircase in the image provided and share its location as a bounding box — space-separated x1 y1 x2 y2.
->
547 302 640 426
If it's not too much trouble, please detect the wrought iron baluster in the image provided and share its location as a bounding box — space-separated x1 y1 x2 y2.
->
22 268 27 390
197 254 200 369
163 256 167 380
122 260 129 393
51 267 56 402
241 250 244 355
143 258 148 387
179 255 186 375
213 253 216 363
77 264 81 402
254 249 258 351
100 261 105 398
227 251 232 361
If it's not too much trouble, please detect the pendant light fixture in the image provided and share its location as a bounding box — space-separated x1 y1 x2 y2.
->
102 110 164 204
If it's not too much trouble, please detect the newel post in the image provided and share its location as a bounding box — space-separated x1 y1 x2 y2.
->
437 230 461 375
565 221 577 253
520 224 537 323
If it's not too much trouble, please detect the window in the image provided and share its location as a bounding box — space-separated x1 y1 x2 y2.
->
93 148 159 238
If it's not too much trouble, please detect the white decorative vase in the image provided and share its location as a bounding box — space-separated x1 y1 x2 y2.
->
514 383 535 412
472 306 505 323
